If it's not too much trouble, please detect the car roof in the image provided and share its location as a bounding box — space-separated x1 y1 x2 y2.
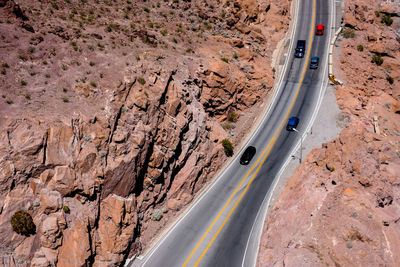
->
288 117 299 123
317 24 324 28
311 56 319 61
245 146 256 152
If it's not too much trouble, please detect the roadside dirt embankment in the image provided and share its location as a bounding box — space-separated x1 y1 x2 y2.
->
257 0 400 266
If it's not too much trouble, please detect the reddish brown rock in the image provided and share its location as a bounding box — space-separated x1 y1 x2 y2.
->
258 0 400 265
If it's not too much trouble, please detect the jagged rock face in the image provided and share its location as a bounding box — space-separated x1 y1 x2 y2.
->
0 0 291 265
257 0 400 266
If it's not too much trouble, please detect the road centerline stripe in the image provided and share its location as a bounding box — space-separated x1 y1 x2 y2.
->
183 0 316 265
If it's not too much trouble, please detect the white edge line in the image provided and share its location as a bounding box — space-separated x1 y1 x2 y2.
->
240 0 302 264
242 0 337 266
135 3 299 267
132 0 306 264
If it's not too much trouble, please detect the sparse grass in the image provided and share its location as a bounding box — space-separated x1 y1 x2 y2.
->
371 54 383 66
90 81 97 87
342 29 355 38
19 54 28 61
186 48 192 53
21 80 27 86
357 44 363 51
221 57 229 63
51 1 59 10
160 29 168 36
28 47 35 54
137 77 146 85
71 41 78 51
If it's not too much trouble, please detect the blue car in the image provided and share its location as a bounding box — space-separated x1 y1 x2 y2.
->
310 56 319 69
286 117 299 131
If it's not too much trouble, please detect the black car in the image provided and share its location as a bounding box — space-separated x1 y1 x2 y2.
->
310 56 319 69
286 117 299 131
240 146 256 165
295 40 306 58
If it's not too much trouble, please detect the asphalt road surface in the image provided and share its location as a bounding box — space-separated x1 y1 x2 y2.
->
130 0 331 266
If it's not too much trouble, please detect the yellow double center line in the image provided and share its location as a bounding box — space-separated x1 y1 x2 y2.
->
183 0 316 265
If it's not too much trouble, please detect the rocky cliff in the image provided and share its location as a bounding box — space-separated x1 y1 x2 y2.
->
0 0 290 265
257 0 400 266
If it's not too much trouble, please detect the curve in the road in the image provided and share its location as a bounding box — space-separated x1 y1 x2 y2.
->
131 0 331 266
184 0 317 265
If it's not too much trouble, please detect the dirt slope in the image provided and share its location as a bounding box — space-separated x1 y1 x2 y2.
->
257 0 400 266
0 0 291 265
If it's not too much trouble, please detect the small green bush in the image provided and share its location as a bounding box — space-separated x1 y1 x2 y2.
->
386 75 394 84
357 45 363 51
222 138 234 156
160 29 168 36
233 52 238 59
90 81 97 87
228 111 238 122
63 205 70 213
89 61 95 66
342 29 355 38
21 80 27 86
374 10 380 17
19 54 28 61
221 57 229 63
6 99 13 104
371 54 383 66
2 62 9 68
381 14 393 26
137 77 146 85
25 93 31 99
62 97 69 103
143 7 150 13
11 210 36 236
51 1 59 10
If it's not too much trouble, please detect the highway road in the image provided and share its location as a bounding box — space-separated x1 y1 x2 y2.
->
129 0 332 266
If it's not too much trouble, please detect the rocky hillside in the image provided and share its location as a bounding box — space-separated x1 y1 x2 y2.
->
257 0 400 266
0 0 291 265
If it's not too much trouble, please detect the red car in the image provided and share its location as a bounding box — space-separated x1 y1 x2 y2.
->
316 24 324 35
